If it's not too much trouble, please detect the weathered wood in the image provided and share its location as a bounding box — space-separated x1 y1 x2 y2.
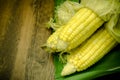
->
0 0 54 80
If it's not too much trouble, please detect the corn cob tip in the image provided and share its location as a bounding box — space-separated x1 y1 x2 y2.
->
47 38 68 52
61 63 76 76
41 44 54 53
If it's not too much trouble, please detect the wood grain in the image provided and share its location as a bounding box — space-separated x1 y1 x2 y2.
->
0 0 54 80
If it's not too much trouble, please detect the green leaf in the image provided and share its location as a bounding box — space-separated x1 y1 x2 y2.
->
53 44 120 80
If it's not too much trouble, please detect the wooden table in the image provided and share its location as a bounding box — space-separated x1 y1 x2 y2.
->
0 0 54 80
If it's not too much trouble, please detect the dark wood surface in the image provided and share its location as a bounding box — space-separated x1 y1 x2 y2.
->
0 0 54 80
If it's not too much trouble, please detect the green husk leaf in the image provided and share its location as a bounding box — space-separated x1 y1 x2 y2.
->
105 14 120 43
81 0 120 21
48 0 81 30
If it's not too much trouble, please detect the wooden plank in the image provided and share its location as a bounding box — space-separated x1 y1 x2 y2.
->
10 0 36 80
0 0 54 80
25 0 54 80
0 0 23 79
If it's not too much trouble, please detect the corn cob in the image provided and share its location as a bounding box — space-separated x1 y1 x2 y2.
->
46 26 66 52
61 27 118 76
46 7 104 52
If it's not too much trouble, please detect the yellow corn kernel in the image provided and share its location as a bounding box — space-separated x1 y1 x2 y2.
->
59 7 104 51
47 26 63 50
61 27 118 76
46 7 104 52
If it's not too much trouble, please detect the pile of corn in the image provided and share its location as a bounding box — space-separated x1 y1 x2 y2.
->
44 0 120 76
